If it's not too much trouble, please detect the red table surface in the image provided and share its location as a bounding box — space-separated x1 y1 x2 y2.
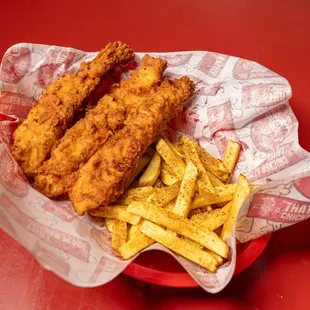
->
1 0 310 309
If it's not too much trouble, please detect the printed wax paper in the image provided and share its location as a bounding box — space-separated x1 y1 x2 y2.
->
0 43 310 293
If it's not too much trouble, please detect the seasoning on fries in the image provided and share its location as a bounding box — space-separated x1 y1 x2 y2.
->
91 135 252 273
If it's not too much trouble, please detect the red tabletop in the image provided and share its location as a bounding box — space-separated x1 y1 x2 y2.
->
1 0 310 309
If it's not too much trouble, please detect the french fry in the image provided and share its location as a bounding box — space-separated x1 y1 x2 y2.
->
173 161 198 217
112 220 128 250
196 144 230 182
147 182 180 207
179 235 204 249
172 142 186 160
105 218 115 233
223 140 241 180
189 206 213 217
154 178 164 188
118 233 154 259
139 221 219 272
161 161 175 174
216 184 238 195
179 136 214 194
191 201 232 231
221 175 250 242
191 184 237 209
90 206 141 225
156 139 186 179
163 200 176 212
139 152 161 186
206 171 224 187
163 136 186 161
127 202 229 257
160 168 179 186
128 225 142 240
207 250 224 265
117 186 155 205
125 155 150 188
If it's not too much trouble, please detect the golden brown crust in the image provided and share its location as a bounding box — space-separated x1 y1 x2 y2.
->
34 55 167 197
69 76 195 215
11 41 135 177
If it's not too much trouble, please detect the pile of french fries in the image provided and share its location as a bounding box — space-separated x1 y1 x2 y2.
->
90 135 255 272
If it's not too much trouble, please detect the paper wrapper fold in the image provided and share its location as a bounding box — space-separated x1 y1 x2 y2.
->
0 43 310 293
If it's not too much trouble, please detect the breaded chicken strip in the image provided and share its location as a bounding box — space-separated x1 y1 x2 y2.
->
11 42 134 177
69 77 195 215
34 55 167 197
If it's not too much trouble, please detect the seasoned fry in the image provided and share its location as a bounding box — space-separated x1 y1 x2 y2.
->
90 206 141 225
173 161 198 217
128 225 142 240
139 152 161 186
153 178 164 188
206 171 224 187
207 250 224 265
105 218 115 233
117 186 155 205
163 200 176 212
191 184 237 209
160 168 179 186
171 142 186 160
221 175 250 242
112 220 128 250
223 140 241 180
127 201 228 257
179 136 214 194
189 205 212 216
196 144 230 182
179 235 204 249
125 155 151 188
191 201 232 231
156 139 186 179
161 161 176 174
140 221 218 272
147 182 180 207
118 232 154 259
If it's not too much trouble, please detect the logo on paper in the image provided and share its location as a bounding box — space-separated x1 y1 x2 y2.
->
233 59 278 80
251 105 296 153
35 50 76 88
160 53 193 67
198 53 229 78
248 193 310 223
0 146 28 197
241 83 291 109
248 142 308 182
0 47 31 83
0 92 34 119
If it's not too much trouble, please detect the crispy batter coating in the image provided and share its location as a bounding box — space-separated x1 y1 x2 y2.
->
11 41 134 177
34 55 167 197
69 77 195 215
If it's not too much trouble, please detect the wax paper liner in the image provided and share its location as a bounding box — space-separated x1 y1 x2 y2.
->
1 43 310 294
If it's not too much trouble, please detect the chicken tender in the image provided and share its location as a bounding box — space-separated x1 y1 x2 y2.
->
69 77 195 215
11 41 134 177
34 55 167 197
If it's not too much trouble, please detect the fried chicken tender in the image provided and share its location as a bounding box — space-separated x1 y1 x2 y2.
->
69 77 195 215
34 55 167 197
11 41 134 177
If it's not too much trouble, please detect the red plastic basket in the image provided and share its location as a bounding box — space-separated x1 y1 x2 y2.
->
123 234 271 287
